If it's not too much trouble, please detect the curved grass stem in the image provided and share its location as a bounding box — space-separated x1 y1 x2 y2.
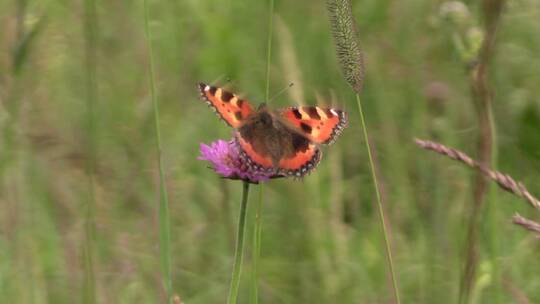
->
355 94 401 304
228 181 251 304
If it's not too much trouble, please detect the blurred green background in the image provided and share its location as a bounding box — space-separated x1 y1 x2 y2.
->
1 0 539 303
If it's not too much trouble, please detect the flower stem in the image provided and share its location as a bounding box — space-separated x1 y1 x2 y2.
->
227 181 251 304
251 185 264 303
355 94 400 304
143 1 172 301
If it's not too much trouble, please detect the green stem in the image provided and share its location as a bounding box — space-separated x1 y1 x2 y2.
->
251 185 264 303
82 0 98 302
264 0 274 104
143 1 172 301
228 181 251 304
459 2 503 299
251 1 274 302
486 104 501 303
481 18 501 303
355 94 400 304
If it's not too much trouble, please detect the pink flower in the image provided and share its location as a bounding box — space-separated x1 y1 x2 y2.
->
198 139 280 183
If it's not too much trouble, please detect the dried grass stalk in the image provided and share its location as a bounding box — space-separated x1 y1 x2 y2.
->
327 0 365 93
415 138 540 235
512 214 540 234
415 138 540 211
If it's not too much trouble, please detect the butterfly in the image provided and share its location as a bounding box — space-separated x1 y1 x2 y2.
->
198 83 347 177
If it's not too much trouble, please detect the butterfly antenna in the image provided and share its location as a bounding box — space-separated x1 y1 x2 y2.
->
268 82 294 103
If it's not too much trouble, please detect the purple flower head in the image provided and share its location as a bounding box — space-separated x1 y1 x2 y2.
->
198 139 280 183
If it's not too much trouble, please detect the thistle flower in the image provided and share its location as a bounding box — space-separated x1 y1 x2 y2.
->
198 139 279 183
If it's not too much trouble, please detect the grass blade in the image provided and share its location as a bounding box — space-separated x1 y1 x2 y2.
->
252 1 274 302
143 0 173 301
356 94 401 304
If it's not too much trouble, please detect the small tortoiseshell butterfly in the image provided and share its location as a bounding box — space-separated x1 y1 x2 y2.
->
198 83 347 177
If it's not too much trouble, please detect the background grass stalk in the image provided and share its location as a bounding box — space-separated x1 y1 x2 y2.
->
356 95 400 304
143 0 173 301
82 0 98 302
251 1 274 302
228 181 251 304
459 1 504 302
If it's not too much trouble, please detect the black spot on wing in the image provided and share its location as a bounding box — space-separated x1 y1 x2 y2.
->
235 111 243 121
300 122 312 134
291 133 310 153
221 90 234 102
209 86 217 96
292 108 302 119
306 106 321 119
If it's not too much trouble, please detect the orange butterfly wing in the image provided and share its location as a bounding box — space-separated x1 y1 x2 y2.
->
280 106 347 145
198 83 254 128
236 135 274 170
278 143 321 177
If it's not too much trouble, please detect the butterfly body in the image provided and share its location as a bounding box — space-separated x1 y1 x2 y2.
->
198 83 346 177
237 104 314 170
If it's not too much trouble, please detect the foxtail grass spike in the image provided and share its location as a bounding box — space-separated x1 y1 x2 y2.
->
327 0 365 93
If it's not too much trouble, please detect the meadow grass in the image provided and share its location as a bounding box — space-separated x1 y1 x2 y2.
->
0 1 539 303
